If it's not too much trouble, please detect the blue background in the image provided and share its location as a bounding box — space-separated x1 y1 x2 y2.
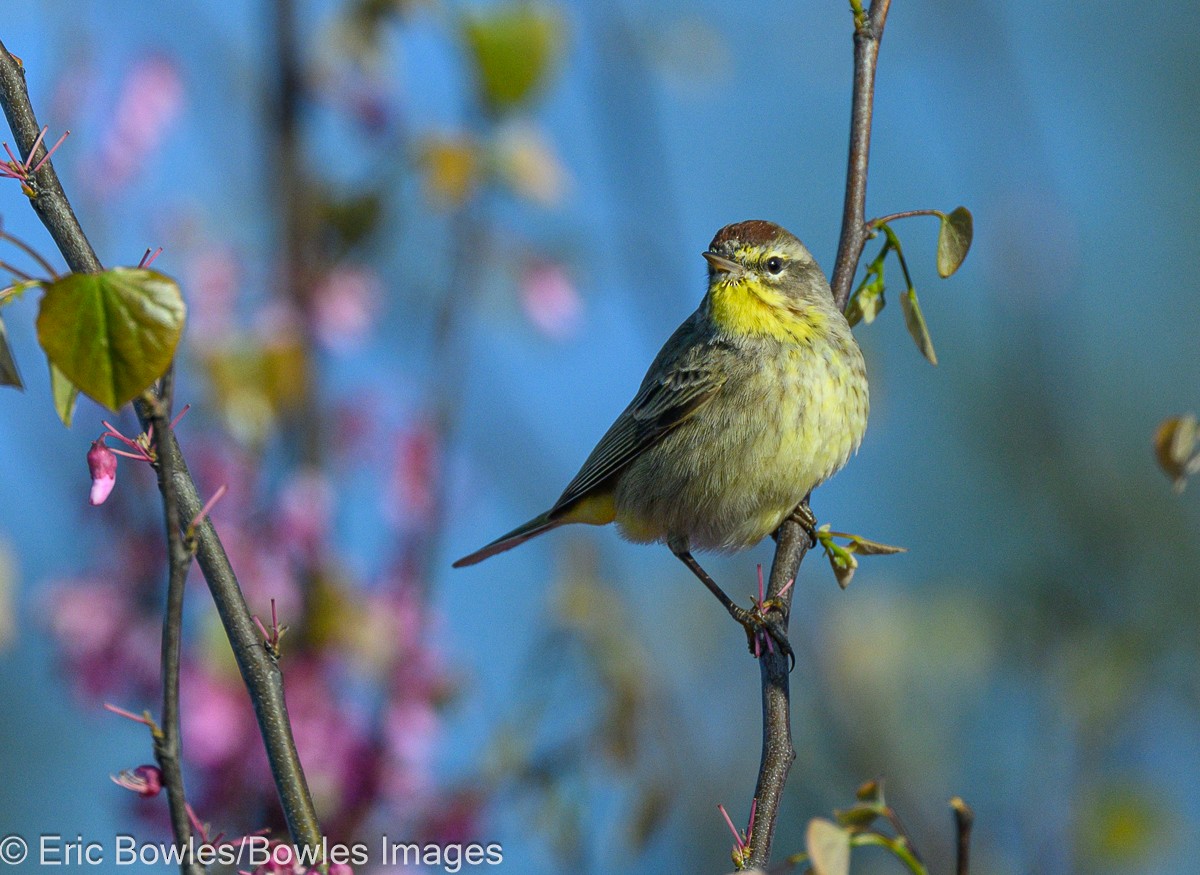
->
1 2 1199 873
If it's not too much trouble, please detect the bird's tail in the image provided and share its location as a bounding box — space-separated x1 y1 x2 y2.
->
452 511 563 568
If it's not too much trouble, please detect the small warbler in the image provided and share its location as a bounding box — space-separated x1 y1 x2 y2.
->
455 220 868 642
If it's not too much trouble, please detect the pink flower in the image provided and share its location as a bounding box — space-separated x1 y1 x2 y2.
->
111 765 163 798
311 266 380 352
87 439 117 505
92 53 184 196
520 261 582 341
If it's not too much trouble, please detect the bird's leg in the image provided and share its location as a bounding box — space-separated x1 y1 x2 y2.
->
670 545 794 668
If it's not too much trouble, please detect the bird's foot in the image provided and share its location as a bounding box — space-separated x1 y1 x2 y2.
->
733 597 794 669
787 502 819 548
671 546 794 669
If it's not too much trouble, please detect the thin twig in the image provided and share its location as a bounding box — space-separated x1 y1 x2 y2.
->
0 228 59 277
145 367 204 875
744 1 892 867
951 797 974 875
830 0 892 312
865 208 942 230
0 38 323 856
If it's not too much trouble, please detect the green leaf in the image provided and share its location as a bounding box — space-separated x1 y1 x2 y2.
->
845 242 888 326
845 534 907 556
936 206 973 277
0 315 22 390
462 4 562 115
36 268 185 411
834 802 884 830
900 288 937 365
806 818 851 875
49 362 79 427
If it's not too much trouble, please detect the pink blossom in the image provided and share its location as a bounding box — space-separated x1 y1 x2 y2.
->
311 266 381 352
111 765 163 798
87 439 117 505
385 423 438 530
278 470 334 558
92 54 184 195
520 261 582 341
180 668 257 770
186 247 239 342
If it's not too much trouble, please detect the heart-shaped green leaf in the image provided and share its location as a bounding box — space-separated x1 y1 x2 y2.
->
36 268 185 411
900 288 938 365
936 206 973 278
806 818 851 875
0 315 22 390
49 362 79 427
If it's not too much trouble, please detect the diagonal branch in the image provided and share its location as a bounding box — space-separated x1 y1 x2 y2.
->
0 37 323 856
744 1 892 868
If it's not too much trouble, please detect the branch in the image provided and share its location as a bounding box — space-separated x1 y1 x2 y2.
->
144 367 204 875
952 797 974 875
0 38 323 856
744 1 892 867
831 0 892 312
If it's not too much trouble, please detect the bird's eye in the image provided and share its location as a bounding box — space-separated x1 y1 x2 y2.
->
765 256 785 275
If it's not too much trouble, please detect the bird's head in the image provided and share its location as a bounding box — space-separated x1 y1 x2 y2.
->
701 220 838 341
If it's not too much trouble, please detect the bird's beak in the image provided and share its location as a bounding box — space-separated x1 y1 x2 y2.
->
703 251 742 276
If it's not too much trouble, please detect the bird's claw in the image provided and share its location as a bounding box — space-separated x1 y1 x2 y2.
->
788 503 819 548
734 599 795 670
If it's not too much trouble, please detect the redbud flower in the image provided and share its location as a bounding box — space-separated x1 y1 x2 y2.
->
111 765 163 797
87 439 117 505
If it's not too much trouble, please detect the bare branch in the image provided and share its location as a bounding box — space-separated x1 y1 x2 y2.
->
144 368 204 875
0 37 323 856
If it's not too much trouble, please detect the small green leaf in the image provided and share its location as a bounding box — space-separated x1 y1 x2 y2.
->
36 268 185 411
462 4 562 115
845 283 885 327
806 818 851 875
1 278 43 302
834 802 884 830
49 362 78 427
936 206 973 278
0 315 23 390
900 288 938 365
845 534 907 556
845 243 888 326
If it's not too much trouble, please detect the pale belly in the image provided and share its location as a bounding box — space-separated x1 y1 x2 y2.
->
612 343 868 552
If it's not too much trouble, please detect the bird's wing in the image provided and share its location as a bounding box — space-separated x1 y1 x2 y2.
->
549 337 726 515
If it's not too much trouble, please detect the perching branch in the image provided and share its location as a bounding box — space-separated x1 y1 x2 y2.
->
0 38 323 856
743 1 892 868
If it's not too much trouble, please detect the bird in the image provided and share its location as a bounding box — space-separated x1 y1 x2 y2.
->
454 220 868 651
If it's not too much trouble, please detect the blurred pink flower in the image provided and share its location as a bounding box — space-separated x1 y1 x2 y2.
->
92 53 184 196
384 423 438 530
87 439 118 505
312 266 381 352
278 469 334 559
519 261 582 341
180 667 257 771
186 247 240 343
46 578 159 697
